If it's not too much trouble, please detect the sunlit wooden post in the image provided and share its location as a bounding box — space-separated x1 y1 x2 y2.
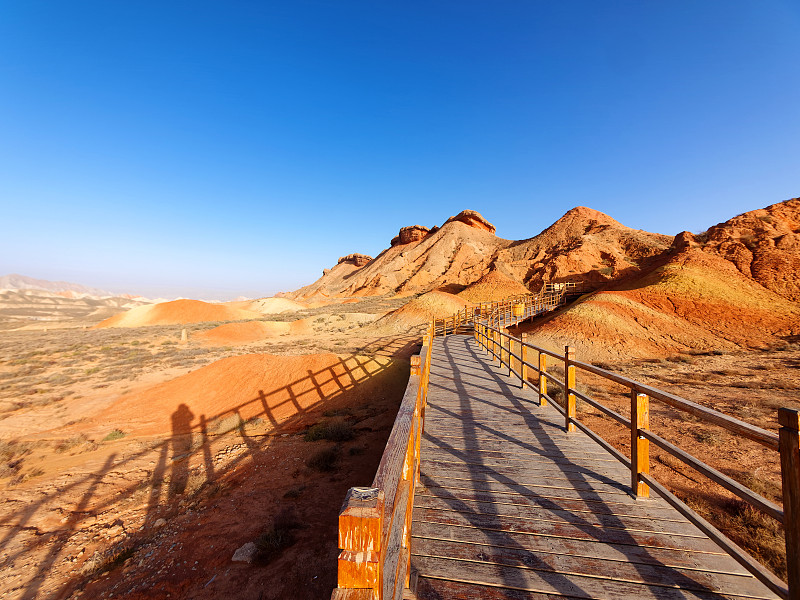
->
336 487 383 594
508 336 515 377
538 352 547 406
779 408 800 598
630 391 650 498
410 355 421 376
564 346 576 432
521 333 528 389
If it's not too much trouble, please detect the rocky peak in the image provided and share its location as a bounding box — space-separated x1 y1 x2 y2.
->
443 210 495 234
391 225 431 246
337 253 372 267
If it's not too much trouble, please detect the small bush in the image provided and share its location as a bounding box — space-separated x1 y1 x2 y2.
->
304 419 355 442
283 486 304 499
103 429 126 442
254 509 300 564
306 446 338 471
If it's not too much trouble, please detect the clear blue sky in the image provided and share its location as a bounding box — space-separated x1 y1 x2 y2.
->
1 1 798 300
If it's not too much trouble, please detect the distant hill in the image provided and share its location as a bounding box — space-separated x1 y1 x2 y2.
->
0 273 113 297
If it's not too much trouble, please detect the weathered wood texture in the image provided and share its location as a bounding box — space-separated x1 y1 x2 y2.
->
409 335 780 600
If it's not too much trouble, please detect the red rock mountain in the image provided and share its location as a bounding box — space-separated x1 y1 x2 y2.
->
521 198 800 359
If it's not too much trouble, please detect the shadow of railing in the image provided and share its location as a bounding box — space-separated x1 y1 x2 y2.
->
0 333 417 600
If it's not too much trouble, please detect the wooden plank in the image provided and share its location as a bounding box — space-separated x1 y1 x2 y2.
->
411 521 746 574
418 477 670 506
419 469 632 496
419 441 615 462
412 508 720 550
414 487 686 520
410 555 769 600
421 452 626 470
412 539 773 598
420 460 632 486
413 577 586 600
413 495 705 537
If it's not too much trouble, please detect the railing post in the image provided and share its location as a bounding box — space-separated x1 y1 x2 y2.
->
521 333 528 389
564 346 576 432
508 336 515 377
538 352 547 406
410 355 421 376
336 487 383 595
779 408 800 599
630 391 650 498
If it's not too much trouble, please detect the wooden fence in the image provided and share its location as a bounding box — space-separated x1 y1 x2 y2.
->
331 325 433 600
432 289 566 337
472 316 799 600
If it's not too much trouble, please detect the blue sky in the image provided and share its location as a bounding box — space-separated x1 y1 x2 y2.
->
1 1 798 299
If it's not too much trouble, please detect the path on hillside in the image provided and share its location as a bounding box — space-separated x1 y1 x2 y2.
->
408 334 778 599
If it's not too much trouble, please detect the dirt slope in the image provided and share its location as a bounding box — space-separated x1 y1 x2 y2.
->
495 206 672 289
700 197 800 301
522 246 800 360
93 299 263 328
288 211 509 300
458 269 532 302
84 353 394 436
194 319 314 345
378 290 470 331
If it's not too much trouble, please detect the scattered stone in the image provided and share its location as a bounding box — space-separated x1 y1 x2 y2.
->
153 518 166 529
231 542 257 564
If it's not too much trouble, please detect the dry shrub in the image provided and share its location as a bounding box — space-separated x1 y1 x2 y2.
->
304 419 355 442
685 494 786 580
254 508 300 564
306 446 339 472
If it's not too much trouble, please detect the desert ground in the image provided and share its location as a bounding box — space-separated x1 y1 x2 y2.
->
0 295 422 600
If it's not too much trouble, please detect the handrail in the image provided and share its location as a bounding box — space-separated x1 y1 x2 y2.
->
331 324 433 600
470 312 798 599
431 287 568 338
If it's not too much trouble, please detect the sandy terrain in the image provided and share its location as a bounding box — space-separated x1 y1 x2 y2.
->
0 295 421 600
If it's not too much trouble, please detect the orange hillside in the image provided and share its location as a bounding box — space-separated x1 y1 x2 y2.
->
93 299 263 328
378 290 470 330
84 353 395 436
458 269 532 302
193 319 314 345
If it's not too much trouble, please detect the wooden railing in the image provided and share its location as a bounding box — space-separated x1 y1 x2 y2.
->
473 319 798 600
432 288 567 337
331 324 433 600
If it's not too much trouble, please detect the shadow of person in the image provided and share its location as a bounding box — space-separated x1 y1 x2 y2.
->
169 403 195 499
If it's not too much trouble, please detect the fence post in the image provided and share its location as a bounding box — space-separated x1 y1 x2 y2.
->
564 346 576 432
521 333 528 389
630 392 650 498
508 336 515 377
538 352 547 406
779 408 800 598
336 487 383 593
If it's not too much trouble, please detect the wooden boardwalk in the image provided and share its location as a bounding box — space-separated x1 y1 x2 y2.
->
409 335 779 600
